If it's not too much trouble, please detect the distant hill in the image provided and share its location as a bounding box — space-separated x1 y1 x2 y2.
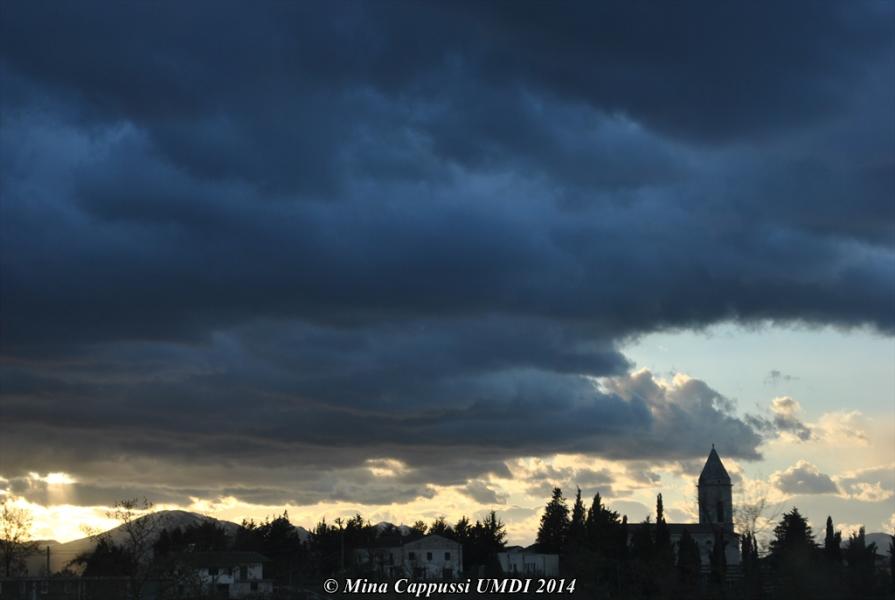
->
833 531 892 555
25 510 308 575
374 521 412 536
864 532 894 554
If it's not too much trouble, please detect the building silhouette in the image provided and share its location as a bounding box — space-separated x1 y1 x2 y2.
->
629 446 741 567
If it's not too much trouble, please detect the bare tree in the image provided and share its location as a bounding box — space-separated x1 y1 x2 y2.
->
0 498 40 576
733 487 782 555
98 498 168 600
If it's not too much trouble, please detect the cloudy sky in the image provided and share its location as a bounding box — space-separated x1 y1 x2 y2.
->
1 2 893 545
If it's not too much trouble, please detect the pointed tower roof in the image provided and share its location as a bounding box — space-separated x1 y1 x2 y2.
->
698 446 731 484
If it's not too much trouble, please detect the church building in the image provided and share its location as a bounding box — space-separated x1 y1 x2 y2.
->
629 446 741 567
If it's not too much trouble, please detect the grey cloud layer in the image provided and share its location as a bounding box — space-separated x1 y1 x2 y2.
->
1 2 893 507
772 461 839 496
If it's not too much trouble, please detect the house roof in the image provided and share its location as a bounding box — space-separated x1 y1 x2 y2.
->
403 534 458 548
356 535 404 549
356 533 460 552
500 545 556 555
174 551 269 568
698 446 731 484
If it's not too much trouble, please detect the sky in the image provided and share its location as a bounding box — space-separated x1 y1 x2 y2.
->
1 2 893 547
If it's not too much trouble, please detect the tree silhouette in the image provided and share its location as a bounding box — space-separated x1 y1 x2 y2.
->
676 528 700 589
733 487 778 555
101 499 167 600
429 516 452 538
709 528 727 586
581 492 626 593
568 487 586 550
739 530 762 599
769 507 819 597
410 520 428 537
584 493 599 541
630 517 654 563
843 527 877 597
75 538 136 577
307 518 340 577
453 516 471 544
740 531 759 574
154 520 230 558
770 507 816 559
823 515 842 564
537 488 570 553
654 494 673 570
585 492 624 557
480 511 507 551
889 535 894 592
462 512 506 573
0 499 39 577
235 511 308 583
619 515 629 561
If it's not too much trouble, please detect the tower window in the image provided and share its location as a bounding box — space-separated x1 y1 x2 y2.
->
716 500 724 522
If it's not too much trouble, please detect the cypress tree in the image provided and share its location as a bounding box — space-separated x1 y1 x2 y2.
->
709 528 727 585
741 531 759 570
823 515 842 563
568 487 587 549
676 528 700 588
618 515 629 561
585 492 601 547
630 517 654 563
741 531 762 599
654 493 673 568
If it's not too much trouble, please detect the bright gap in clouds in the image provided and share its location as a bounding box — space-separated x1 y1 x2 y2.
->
623 323 894 419
625 323 894 536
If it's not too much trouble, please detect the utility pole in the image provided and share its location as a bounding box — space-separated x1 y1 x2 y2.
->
45 545 51 597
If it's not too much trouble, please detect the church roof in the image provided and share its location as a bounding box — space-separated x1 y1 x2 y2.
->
698 446 731 484
627 523 738 537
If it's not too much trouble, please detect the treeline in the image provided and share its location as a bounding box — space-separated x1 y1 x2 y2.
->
757 509 892 600
532 486 895 599
533 487 717 598
71 492 895 599
75 509 509 586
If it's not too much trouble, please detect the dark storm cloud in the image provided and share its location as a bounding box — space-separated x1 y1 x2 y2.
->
5 477 200 508
3 2 890 145
1 2 893 506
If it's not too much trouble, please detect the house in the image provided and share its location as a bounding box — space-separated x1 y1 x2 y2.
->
403 536 463 580
353 535 406 579
627 446 741 568
354 534 463 579
175 551 273 598
497 546 559 576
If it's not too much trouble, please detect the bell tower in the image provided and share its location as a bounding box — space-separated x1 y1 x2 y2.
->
698 445 733 532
